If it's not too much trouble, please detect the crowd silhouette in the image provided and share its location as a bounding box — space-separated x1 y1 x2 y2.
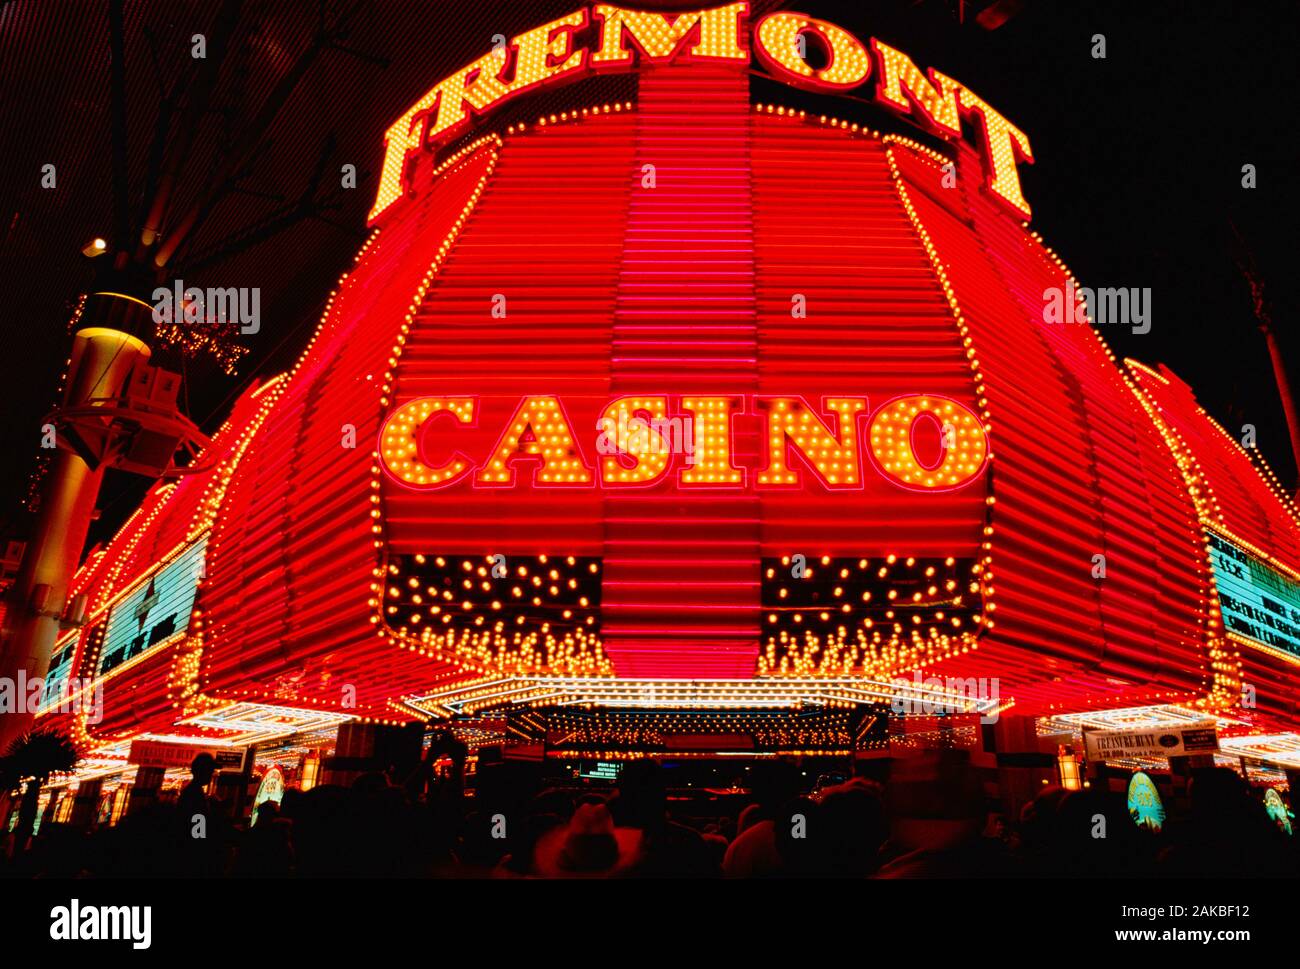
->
3 747 1296 878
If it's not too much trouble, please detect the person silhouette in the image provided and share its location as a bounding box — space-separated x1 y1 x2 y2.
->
175 753 224 876
176 753 217 821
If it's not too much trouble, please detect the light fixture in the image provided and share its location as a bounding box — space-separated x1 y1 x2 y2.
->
300 750 321 791
1057 744 1082 791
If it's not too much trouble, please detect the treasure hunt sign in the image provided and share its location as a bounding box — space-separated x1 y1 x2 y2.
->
1084 723 1220 763
128 740 245 772
369 3 1035 224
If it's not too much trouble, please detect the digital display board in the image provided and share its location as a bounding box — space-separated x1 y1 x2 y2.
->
97 537 207 676
1207 531 1300 660
578 761 622 781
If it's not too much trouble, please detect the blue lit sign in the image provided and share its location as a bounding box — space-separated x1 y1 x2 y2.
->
98 537 207 676
44 632 78 699
1207 531 1300 660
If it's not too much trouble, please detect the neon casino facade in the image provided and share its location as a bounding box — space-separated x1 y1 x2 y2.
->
29 3 1300 793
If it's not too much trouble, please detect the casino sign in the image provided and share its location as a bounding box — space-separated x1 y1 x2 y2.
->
379 393 989 492
31 3 1300 759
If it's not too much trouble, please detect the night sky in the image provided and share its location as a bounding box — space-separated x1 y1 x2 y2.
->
1 0 1296 551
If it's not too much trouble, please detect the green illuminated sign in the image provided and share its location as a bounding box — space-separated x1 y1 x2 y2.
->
98 537 207 675
1208 531 1300 659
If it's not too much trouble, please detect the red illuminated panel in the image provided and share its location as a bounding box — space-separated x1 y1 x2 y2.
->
383 112 637 556
1234 645 1300 724
76 373 277 624
76 57 1271 730
1129 363 1300 572
85 646 179 743
751 117 986 558
380 69 992 682
73 384 274 742
198 144 501 714
898 142 1211 712
1129 361 1300 725
968 163 1209 697
599 65 759 678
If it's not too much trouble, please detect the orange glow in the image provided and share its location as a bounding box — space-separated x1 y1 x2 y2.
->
380 397 477 488
591 2 749 67
598 396 673 486
955 85 1035 218
368 11 588 222
757 397 866 487
871 40 961 138
477 396 594 486
868 396 988 490
753 12 871 90
679 396 744 485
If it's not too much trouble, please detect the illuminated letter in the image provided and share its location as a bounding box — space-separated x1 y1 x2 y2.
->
427 55 514 147
954 86 1035 218
757 397 866 488
477 395 593 486
369 80 470 224
870 40 961 138
679 396 743 485
753 12 871 90
868 396 988 491
380 397 477 488
591 3 748 68
506 9 589 93
599 396 673 486
368 11 589 223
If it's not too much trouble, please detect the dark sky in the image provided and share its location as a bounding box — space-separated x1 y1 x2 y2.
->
1 0 1297 550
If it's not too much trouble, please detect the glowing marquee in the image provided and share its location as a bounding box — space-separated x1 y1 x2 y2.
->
1208 530 1300 661
97 537 207 676
369 3 1036 223
380 393 989 492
